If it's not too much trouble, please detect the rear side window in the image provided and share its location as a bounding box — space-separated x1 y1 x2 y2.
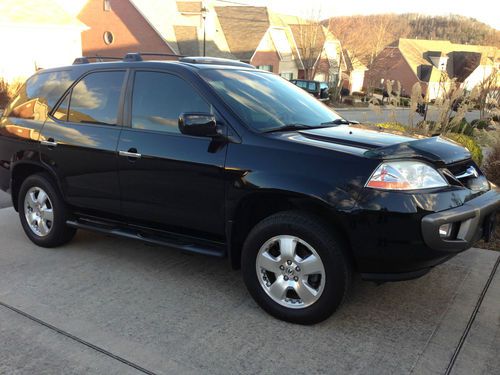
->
131 71 210 133
307 82 318 91
295 81 307 89
62 71 125 126
4 70 74 121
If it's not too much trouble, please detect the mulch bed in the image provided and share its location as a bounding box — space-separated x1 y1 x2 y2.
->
476 213 500 251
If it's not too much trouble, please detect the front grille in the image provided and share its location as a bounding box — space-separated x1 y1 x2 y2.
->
444 159 488 191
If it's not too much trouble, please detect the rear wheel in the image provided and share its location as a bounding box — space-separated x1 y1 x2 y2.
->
242 211 351 325
18 173 76 247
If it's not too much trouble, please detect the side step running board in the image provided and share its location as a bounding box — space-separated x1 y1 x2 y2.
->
66 219 226 258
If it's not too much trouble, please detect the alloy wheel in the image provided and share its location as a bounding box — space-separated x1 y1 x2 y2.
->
24 186 54 237
255 235 326 309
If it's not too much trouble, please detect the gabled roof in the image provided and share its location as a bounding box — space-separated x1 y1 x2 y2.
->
343 49 367 72
176 1 201 13
215 6 270 61
288 23 327 62
129 0 180 54
396 38 499 82
0 0 86 28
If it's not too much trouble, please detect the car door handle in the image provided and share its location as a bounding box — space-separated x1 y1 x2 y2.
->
41 139 57 147
119 150 142 159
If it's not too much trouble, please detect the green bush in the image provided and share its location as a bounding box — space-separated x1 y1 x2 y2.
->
400 98 410 107
444 133 483 165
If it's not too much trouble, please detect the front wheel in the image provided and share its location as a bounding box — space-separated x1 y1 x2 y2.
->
242 211 351 325
18 173 76 247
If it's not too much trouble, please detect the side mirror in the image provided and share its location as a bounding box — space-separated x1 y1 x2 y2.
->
178 113 219 137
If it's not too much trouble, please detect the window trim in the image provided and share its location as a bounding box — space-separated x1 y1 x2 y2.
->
50 68 129 128
123 69 215 137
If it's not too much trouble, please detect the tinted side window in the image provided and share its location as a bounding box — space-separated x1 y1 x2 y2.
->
307 82 318 91
296 81 306 89
67 71 125 125
131 71 210 133
4 70 75 121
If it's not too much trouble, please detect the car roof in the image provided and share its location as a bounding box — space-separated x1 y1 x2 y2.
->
38 54 258 75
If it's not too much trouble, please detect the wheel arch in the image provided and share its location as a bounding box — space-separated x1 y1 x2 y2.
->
10 161 61 211
227 191 355 270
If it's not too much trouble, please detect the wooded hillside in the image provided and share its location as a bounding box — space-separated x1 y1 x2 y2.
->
327 14 500 66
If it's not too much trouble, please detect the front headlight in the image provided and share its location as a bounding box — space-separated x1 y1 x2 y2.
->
366 161 448 190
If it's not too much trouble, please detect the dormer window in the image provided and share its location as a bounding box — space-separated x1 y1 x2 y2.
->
104 0 111 11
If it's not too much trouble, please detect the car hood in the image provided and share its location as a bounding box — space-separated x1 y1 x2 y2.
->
295 125 471 165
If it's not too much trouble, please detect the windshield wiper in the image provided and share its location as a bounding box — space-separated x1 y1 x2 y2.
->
264 123 336 133
263 124 314 133
320 119 351 126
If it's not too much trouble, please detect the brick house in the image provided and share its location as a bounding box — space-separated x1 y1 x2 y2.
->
215 6 302 79
366 38 499 99
78 0 177 58
76 1 344 83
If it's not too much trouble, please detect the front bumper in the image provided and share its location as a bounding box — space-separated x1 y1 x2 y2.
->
348 186 499 281
421 188 499 252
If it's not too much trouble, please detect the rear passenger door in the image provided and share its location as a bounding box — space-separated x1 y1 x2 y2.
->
117 70 227 237
40 70 126 216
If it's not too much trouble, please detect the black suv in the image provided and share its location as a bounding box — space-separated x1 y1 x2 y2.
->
290 79 329 100
0 55 498 324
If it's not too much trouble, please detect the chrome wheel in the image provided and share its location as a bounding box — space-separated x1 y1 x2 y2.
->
24 186 54 237
256 235 326 309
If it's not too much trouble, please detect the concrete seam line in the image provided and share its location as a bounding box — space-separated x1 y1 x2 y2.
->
408 268 472 374
0 300 157 375
444 254 500 375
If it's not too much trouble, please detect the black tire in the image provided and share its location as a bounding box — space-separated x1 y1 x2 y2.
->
241 211 351 325
18 173 76 247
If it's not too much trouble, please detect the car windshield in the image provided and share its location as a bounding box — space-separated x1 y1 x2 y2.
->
199 69 343 133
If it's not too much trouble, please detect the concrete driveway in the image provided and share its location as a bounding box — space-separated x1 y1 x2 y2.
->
0 206 498 375
0 190 11 209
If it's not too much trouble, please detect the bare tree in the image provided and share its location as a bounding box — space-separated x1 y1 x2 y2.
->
293 10 325 80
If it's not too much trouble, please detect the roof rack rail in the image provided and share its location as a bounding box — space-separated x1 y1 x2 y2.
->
73 56 122 65
123 52 185 62
179 57 255 68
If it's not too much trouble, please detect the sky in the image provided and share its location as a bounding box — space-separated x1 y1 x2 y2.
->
55 0 499 30
216 0 500 29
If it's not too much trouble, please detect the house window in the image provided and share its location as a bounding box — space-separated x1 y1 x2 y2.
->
103 0 111 11
280 72 293 80
257 65 273 72
103 31 114 45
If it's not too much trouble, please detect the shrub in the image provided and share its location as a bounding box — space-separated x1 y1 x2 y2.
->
470 119 489 130
376 122 407 133
482 142 500 186
444 133 483 165
351 91 365 98
0 79 10 108
0 79 21 109
449 118 475 135
400 98 410 107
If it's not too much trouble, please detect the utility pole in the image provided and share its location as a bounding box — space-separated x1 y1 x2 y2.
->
201 5 208 57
